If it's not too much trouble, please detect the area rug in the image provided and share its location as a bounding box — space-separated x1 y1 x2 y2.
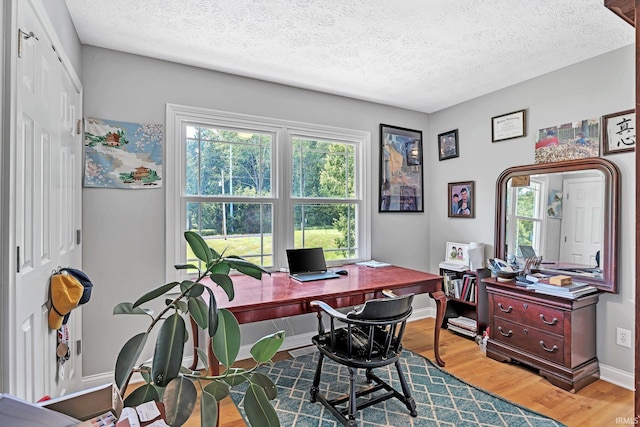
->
229 350 565 426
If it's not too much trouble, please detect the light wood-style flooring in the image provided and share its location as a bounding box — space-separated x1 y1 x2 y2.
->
183 317 633 427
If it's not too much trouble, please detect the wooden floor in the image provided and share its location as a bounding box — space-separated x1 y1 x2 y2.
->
183 317 633 427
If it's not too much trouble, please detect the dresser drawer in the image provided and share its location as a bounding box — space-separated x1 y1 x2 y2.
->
492 293 565 335
492 317 564 365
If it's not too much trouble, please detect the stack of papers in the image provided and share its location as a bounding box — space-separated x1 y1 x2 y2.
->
438 261 469 272
356 260 391 268
447 316 477 337
525 281 598 299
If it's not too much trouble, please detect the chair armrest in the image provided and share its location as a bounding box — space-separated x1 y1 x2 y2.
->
310 300 350 321
382 289 399 298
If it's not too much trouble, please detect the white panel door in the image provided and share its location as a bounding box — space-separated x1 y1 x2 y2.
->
559 177 604 267
14 0 82 401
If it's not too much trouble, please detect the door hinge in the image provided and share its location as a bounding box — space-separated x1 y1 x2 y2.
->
77 119 83 135
76 340 82 356
16 246 20 273
17 29 39 59
76 229 82 245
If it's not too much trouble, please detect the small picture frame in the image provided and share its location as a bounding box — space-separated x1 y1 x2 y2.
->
448 181 474 218
602 109 635 155
492 109 526 142
438 129 459 161
445 241 470 266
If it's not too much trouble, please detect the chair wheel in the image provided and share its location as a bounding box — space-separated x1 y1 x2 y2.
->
410 410 417 417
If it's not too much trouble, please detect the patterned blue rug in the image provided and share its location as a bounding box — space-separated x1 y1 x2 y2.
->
229 350 565 426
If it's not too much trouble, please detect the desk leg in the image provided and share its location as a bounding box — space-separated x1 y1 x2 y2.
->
430 290 447 367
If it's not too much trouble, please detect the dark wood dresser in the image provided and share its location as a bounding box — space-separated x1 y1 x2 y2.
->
483 277 599 392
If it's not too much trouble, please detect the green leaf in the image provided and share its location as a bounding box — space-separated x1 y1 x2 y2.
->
172 300 188 313
186 283 205 298
221 368 249 387
244 383 280 427
251 372 278 401
195 347 209 368
133 282 179 308
212 309 240 368
203 380 230 401
152 313 186 387
114 333 148 392
179 280 195 294
163 376 197 427
123 384 159 407
209 273 234 301
184 231 212 265
250 331 285 363
208 262 230 275
174 263 199 271
113 302 153 317
188 297 208 329
200 389 218 427
206 289 218 337
224 256 270 280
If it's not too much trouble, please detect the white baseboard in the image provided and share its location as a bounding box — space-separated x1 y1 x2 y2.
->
83 306 633 394
599 363 635 391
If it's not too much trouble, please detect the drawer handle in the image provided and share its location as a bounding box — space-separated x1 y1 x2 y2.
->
540 314 559 325
498 303 513 313
540 341 559 353
498 326 513 337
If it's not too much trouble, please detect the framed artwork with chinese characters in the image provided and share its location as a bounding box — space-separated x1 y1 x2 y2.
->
602 109 635 155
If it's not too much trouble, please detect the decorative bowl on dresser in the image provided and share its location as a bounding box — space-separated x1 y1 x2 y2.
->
483 277 599 392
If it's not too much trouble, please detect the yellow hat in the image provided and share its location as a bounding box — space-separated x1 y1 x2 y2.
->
48 273 84 330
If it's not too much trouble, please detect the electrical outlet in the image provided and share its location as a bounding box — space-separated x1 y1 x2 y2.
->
616 327 632 348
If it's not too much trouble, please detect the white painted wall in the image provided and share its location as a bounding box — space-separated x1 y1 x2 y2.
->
80 45 431 378
428 45 636 374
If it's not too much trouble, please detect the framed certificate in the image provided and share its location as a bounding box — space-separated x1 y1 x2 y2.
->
491 109 526 142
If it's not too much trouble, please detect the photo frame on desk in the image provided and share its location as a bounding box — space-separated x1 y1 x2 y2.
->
379 124 423 212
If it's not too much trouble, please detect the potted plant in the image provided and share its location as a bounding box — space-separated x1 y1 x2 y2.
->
113 231 284 426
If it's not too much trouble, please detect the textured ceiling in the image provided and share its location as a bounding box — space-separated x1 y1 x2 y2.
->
64 0 634 113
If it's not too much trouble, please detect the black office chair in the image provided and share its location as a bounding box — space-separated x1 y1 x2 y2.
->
309 292 417 426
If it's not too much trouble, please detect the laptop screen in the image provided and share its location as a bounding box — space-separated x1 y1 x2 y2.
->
286 248 327 274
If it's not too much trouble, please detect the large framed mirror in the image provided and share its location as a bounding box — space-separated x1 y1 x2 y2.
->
495 158 620 293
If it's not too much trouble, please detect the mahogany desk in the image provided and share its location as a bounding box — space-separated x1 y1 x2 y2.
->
197 263 446 371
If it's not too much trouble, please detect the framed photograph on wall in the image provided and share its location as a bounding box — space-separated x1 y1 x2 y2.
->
491 109 526 142
448 181 474 218
437 129 459 161
379 124 423 212
602 109 635 155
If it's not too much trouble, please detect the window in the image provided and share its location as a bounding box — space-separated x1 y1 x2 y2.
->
166 105 370 279
506 178 546 258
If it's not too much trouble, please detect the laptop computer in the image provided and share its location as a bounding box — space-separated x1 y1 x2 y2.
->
286 247 341 282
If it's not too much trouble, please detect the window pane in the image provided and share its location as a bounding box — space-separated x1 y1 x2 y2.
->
186 202 273 267
292 138 355 198
185 125 272 197
293 203 357 260
515 187 535 217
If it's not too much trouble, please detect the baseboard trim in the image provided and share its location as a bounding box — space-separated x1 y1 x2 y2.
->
83 307 633 394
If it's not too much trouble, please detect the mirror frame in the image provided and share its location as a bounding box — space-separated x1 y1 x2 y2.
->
495 158 620 293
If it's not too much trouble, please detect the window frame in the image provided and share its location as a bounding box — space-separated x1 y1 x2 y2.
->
506 177 547 258
165 104 371 281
